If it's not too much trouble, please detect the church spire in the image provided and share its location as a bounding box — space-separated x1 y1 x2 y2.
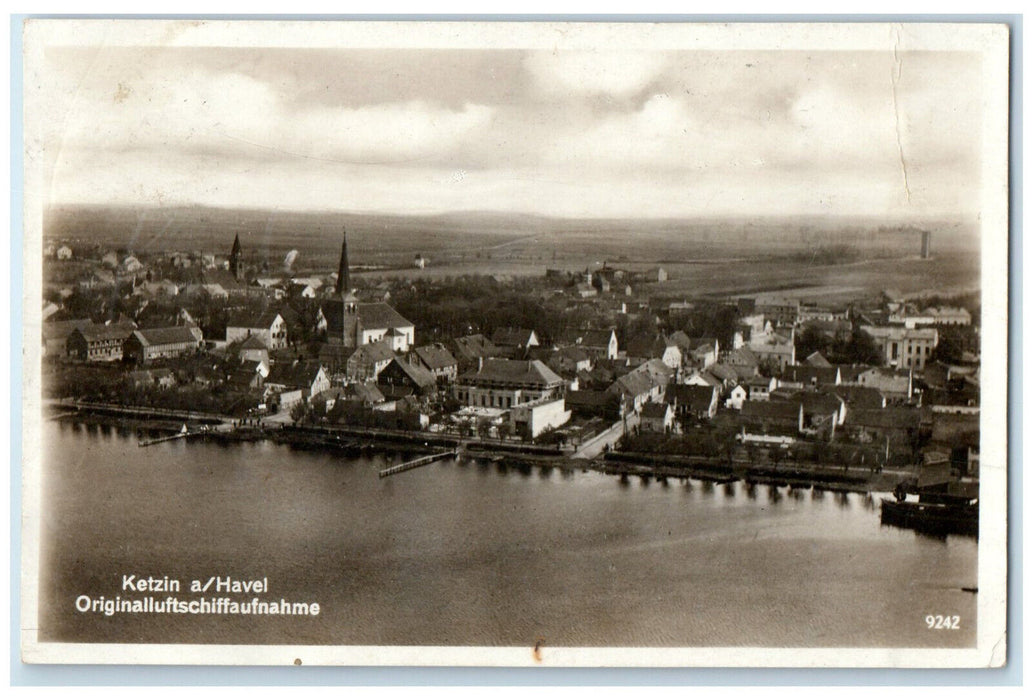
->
229 233 243 281
335 228 350 296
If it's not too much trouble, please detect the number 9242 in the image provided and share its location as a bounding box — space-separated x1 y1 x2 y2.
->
925 615 961 630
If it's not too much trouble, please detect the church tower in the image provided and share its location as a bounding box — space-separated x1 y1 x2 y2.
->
229 234 243 281
335 229 350 296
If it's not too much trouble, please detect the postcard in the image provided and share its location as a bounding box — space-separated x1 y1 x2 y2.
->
19 19 1009 667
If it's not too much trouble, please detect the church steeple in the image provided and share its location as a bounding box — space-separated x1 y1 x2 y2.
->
335 229 350 296
229 234 243 281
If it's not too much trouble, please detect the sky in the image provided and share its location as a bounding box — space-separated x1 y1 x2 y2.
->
38 43 986 220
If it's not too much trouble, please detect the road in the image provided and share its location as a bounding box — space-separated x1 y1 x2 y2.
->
572 414 638 459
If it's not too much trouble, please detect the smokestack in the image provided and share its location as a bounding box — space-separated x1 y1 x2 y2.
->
921 230 931 259
336 229 350 295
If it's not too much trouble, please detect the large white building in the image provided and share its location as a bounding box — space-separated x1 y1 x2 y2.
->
861 325 939 371
455 359 565 410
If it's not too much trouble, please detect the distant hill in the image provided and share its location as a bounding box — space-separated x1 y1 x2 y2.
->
42 203 981 271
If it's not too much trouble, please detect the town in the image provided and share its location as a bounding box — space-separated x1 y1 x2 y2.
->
41 226 981 517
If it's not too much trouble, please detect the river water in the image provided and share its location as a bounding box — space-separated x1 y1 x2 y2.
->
38 421 978 648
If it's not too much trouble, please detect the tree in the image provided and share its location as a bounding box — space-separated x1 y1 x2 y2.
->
289 401 308 424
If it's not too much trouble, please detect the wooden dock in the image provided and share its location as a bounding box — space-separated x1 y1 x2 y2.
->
378 450 457 478
139 427 198 447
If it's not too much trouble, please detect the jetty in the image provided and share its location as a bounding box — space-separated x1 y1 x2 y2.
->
139 425 203 447
379 450 458 479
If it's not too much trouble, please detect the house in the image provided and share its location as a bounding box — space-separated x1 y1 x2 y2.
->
123 326 204 364
645 267 667 283
844 407 922 447
377 358 437 396
755 295 800 326
804 351 832 367
574 283 597 298
455 359 565 410
740 400 804 434
56 245 72 260
744 375 777 401
855 367 913 400
226 310 289 350
345 340 397 382
707 363 741 387
509 398 572 439
606 363 668 413
137 280 180 298
832 385 887 410
639 402 674 432
265 361 331 402
410 343 459 384
66 321 138 362
451 334 500 372
924 306 972 326
122 255 144 273
667 384 719 421
722 346 761 376
42 318 92 357
725 383 748 410
798 304 850 323
347 381 386 408
685 336 718 369
565 390 625 420
780 364 841 389
226 362 265 392
413 254 427 269
861 324 938 371
624 334 681 369
237 335 270 365
683 369 722 389
491 328 540 356
540 346 592 379
747 329 796 370
101 251 119 268
579 328 619 360
42 302 60 321
791 390 848 431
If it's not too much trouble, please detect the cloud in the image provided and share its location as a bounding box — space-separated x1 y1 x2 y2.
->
40 46 985 219
524 50 669 99
53 59 497 167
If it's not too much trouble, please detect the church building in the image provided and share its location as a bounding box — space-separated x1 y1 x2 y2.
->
320 230 415 352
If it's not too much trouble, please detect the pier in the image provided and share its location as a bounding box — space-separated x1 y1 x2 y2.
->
139 427 200 447
378 450 458 479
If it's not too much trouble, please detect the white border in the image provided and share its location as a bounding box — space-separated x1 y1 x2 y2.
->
18 19 1011 668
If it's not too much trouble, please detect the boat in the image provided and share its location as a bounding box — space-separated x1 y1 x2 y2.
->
880 496 979 537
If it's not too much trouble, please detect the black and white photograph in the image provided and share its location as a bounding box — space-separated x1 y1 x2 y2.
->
19 20 1009 667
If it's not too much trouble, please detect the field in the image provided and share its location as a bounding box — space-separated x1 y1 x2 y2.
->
43 204 982 299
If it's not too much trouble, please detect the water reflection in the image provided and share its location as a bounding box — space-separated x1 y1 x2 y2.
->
43 424 980 649
835 492 852 508
812 488 825 501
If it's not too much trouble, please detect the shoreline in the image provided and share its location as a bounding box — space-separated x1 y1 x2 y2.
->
50 408 912 494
